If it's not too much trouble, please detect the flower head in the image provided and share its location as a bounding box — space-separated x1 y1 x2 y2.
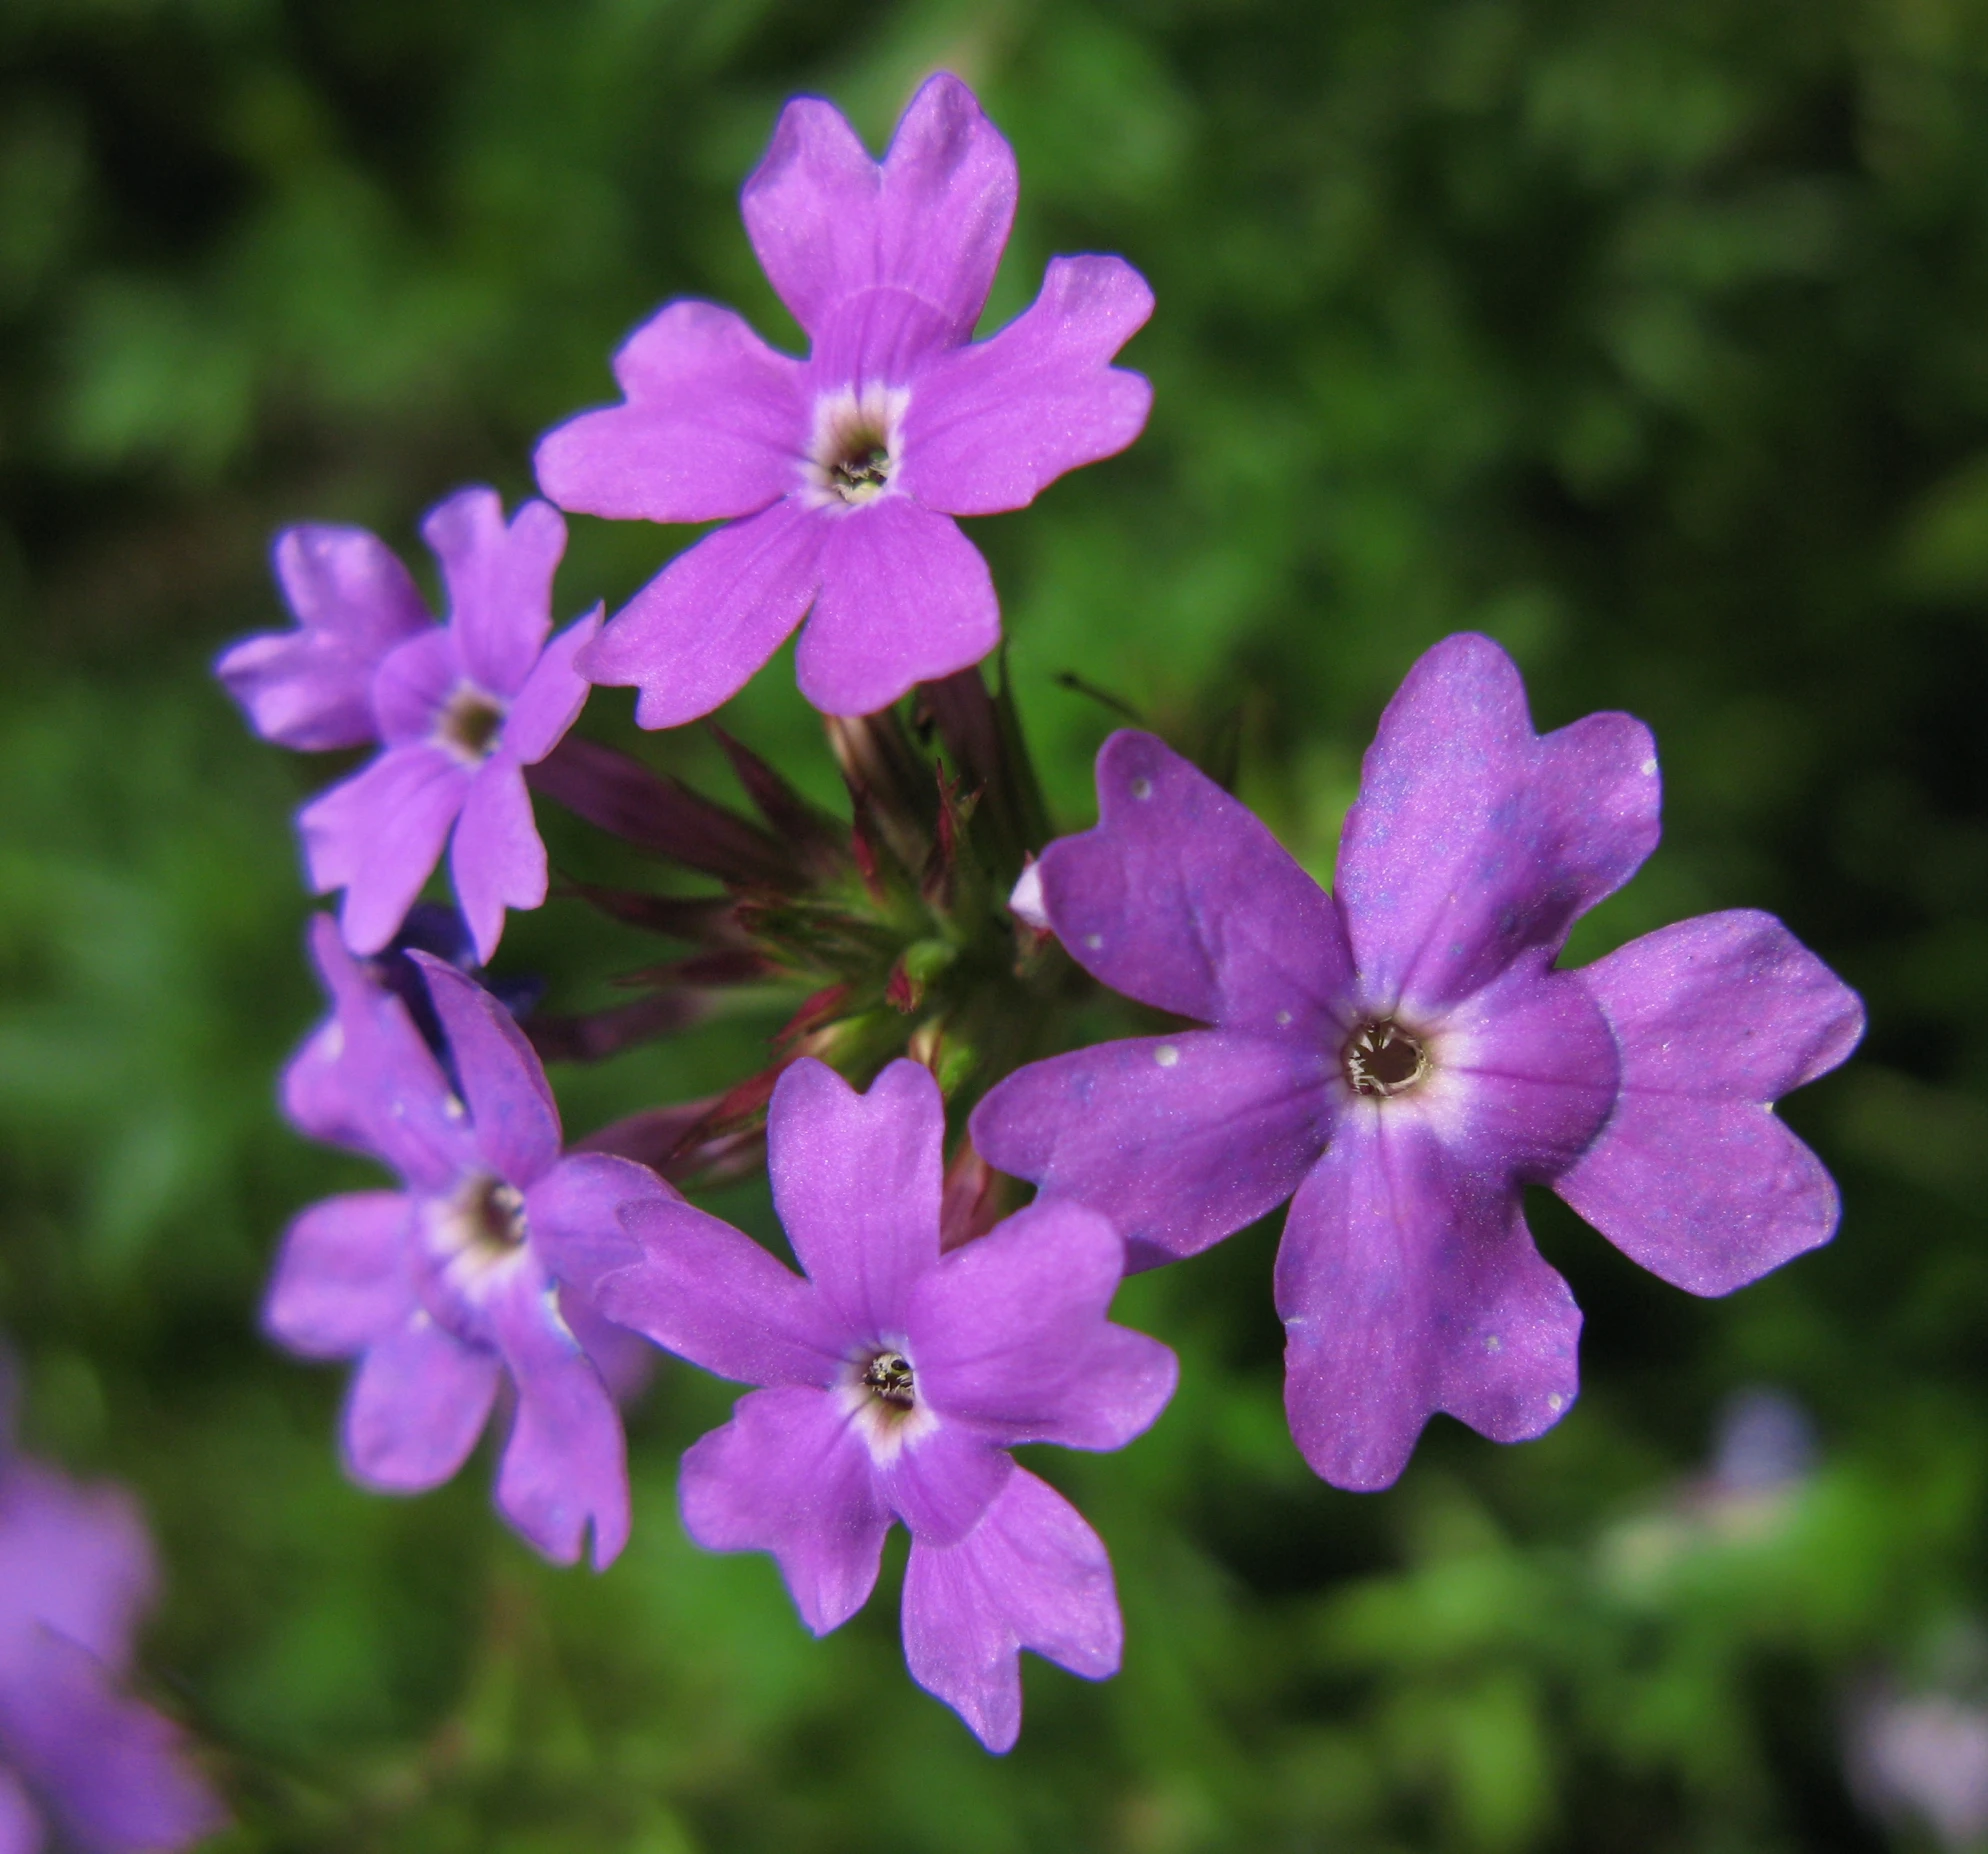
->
0 1363 225 1852
217 487 599 963
971 633 1864 1491
534 72 1154 724
575 1057 1176 1750
264 916 668 1566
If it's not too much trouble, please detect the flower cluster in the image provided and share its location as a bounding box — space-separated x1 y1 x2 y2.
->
198 68 1864 1772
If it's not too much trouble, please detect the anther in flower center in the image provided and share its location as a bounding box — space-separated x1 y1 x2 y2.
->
1343 1019 1430 1097
456 1175 528 1258
439 687 506 761
862 1350 916 1409
826 425 893 502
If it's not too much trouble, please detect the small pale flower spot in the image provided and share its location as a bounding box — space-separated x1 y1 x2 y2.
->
1084 933 1104 951
1155 1044 1180 1068
1547 1393 1566 1412
439 686 507 762
805 385 909 510
1130 777 1153 800
1640 757 1658 777
1484 1334 1502 1353
456 1174 529 1261
1276 1009 1293 1026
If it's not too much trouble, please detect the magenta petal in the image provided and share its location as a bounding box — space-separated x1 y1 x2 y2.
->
262 1191 414 1360
0 1768 36 1854
0 1632 225 1854
503 607 600 765
796 500 998 716
1039 730 1354 1034
679 1385 890 1635
342 1313 501 1493
582 499 824 730
535 302 805 523
281 1016 366 1152
595 1196 842 1388
486 1271 630 1569
1557 910 1865 1296
743 75 1016 342
909 1201 1177 1450
522 1152 673 1301
448 758 546 964
216 523 431 750
1275 1111 1581 1491
300 744 468 956
877 1426 1012 1547
412 954 562 1183
769 1059 942 1339
370 627 462 748
904 257 1154 516
901 1467 1120 1754
421 489 566 697
1336 633 1661 1014
970 1031 1336 1270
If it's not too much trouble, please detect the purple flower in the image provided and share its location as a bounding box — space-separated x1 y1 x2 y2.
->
216 487 599 963
264 915 668 1566
971 634 1864 1491
0 1367 225 1852
574 1057 1177 1750
534 73 1154 725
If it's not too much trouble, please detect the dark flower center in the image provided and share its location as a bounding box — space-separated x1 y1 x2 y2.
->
827 425 893 501
439 687 506 760
459 1175 528 1258
1343 1019 1429 1097
862 1349 916 1409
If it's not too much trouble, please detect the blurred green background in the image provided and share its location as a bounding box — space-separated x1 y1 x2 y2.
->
3 0 1986 1847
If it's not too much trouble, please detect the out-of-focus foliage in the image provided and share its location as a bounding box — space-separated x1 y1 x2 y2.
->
1 0 1984 1847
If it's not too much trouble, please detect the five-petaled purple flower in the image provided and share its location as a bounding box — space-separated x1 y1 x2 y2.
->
534 72 1154 725
216 487 599 963
264 916 667 1566
0 1364 225 1852
571 1057 1177 1750
972 633 1865 1492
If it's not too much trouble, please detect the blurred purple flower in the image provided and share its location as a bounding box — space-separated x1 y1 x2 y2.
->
1850 1683 1988 1851
535 72 1153 724
972 633 1864 1491
574 1057 1176 1750
216 488 599 963
0 1365 225 1852
264 917 668 1566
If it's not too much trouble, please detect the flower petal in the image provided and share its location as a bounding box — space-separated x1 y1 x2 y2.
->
901 1467 1120 1755
877 1426 1012 1547
486 1270 630 1569
970 1031 1335 1270
593 1195 844 1388
503 607 601 765
411 953 562 1183
1557 909 1865 1296
370 626 463 748
300 744 468 957
262 1190 414 1360
0 1767 38 1854
215 523 432 750
581 498 825 730
1336 633 1661 1015
522 1151 673 1298
421 488 566 697
797 500 998 716
0 1630 225 1854
1275 1108 1581 1491
534 302 806 523
742 74 1015 342
768 1058 942 1340
909 1200 1177 1450
678 1385 890 1635
1037 730 1354 1035
342 1312 501 1494
904 256 1154 516
0 1461 152 1671
556 1282 656 1407
447 758 547 965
